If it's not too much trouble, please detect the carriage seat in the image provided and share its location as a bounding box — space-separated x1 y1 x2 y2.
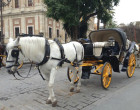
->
83 42 109 61
102 41 120 56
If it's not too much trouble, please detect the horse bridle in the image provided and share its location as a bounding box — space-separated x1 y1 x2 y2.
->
6 46 21 69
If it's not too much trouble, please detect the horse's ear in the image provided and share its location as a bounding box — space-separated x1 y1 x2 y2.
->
15 37 20 44
9 38 14 42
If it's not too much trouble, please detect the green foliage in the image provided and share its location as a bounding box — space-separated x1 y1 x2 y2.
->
44 0 120 40
106 19 118 28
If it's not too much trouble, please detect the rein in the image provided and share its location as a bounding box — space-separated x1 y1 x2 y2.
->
16 62 33 79
6 46 36 80
11 62 33 80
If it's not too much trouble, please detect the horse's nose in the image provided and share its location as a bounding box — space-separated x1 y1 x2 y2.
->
7 69 12 74
7 67 16 74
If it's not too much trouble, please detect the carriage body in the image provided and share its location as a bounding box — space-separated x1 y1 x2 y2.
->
83 28 128 72
68 28 138 89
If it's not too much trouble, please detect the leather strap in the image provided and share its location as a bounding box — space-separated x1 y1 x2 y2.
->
54 38 65 59
37 39 50 66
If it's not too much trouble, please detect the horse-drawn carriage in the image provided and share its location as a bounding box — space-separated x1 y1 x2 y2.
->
68 28 138 89
5 28 139 107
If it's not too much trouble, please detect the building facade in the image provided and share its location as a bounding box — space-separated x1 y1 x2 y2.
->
1 0 95 43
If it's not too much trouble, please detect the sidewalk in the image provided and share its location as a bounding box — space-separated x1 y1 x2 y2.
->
84 76 140 110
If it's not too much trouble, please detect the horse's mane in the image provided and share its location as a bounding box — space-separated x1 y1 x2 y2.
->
7 37 45 49
20 37 46 60
7 37 47 62
20 37 45 49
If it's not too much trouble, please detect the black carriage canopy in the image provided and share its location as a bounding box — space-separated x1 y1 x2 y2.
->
89 28 127 51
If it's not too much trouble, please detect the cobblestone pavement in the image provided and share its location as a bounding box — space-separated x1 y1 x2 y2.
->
0 64 140 110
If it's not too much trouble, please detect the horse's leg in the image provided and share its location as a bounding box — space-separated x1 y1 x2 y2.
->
44 72 52 104
39 67 52 104
69 66 77 92
48 67 57 107
76 66 82 93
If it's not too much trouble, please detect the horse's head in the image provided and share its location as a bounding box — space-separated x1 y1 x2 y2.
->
6 37 21 74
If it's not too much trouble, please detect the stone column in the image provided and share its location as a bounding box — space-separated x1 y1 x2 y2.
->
35 14 39 34
21 16 26 34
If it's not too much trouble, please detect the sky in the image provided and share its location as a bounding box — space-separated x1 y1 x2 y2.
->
114 0 140 25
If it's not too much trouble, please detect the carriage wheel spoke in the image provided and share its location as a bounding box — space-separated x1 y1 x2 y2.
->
68 68 79 84
101 62 112 89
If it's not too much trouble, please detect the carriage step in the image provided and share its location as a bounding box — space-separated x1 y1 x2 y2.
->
121 67 126 72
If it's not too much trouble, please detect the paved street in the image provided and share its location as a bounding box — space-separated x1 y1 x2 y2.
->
0 64 140 110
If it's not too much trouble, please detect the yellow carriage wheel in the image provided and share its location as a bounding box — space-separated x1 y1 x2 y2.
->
127 53 136 78
101 62 112 89
67 67 79 84
2 55 6 66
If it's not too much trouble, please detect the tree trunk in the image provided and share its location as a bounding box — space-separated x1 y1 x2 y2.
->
97 19 100 30
103 23 106 29
71 26 78 41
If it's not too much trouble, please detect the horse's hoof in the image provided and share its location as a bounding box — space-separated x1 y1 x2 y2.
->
70 87 74 92
52 100 57 107
76 89 80 93
46 99 52 104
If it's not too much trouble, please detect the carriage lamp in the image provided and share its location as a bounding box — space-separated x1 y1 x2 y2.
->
0 0 11 44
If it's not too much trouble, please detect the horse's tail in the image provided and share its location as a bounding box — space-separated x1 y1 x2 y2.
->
73 42 84 63
81 44 84 61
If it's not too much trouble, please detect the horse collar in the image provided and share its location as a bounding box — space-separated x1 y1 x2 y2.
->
37 39 50 66
54 38 65 59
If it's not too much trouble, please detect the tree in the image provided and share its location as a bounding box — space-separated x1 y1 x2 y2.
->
102 9 118 29
44 0 120 40
105 18 118 29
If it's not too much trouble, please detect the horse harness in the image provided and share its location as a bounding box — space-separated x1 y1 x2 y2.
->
36 38 82 80
6 46 33 80
6 44 47 80
7 38 82 80
51 38 78 67
37 38 82 67
6 46 22 68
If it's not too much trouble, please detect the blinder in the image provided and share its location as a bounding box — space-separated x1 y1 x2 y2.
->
6 47 21 68
11 48 19 58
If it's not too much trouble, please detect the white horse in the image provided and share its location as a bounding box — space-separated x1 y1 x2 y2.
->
126 39 139 54
6 37 84 107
